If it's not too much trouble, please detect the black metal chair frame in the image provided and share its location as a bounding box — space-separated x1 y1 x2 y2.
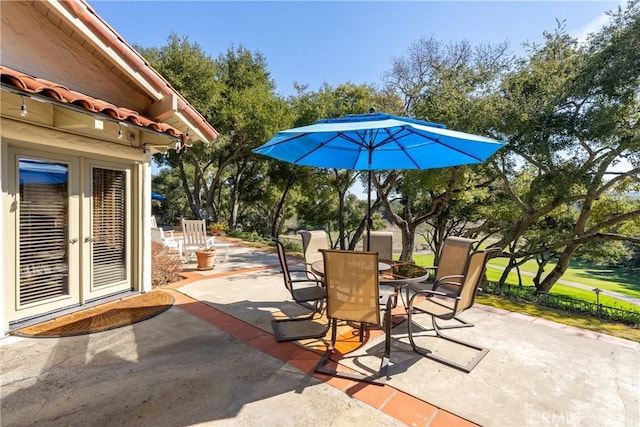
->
407 248 500 373
405 236 479 331
271 238 328 342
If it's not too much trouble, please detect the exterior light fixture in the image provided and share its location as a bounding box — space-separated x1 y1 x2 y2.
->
20 95 27 117
118 122 123 139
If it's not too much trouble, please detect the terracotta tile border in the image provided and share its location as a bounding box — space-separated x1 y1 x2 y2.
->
163 286 478 426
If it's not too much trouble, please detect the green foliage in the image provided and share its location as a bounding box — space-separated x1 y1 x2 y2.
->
377 35 513 261
143 3 639 296
137 33 218 117
576 239 632 265
485 3 640 292
483 282 640 326
141 35 292 230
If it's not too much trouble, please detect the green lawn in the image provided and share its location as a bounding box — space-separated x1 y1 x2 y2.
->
411 253 640 311
486 256 640 298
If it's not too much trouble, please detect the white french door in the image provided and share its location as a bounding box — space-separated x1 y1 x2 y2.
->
8 148 133 322
84 161 132 300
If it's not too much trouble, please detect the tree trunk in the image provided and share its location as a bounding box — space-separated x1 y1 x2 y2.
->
537 245 577 293
271 174 295 237
230 186 240 232
229 164 246 231
399 222 417 262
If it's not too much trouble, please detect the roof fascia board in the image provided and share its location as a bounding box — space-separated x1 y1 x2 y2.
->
2 85 180 149
46 0 218 144
47 0 164 100
174 110 208 145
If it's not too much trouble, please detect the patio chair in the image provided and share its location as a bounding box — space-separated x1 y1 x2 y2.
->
151 215 174 239
405 236 477 329
363 231 394 262
314 249 395 384
271 238 328 342
181 219 215 261
407 247 500 373
299 230 329 279
151 227 183 259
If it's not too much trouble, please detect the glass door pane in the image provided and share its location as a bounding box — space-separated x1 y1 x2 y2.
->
18 159 69 305
91 167 128 290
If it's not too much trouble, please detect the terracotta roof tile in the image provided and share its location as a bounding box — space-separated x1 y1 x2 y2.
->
1 65 187 145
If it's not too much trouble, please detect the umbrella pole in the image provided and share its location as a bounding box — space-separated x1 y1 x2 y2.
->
366 169 372 252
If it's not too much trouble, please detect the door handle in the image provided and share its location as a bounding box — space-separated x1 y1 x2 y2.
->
84 237 94 243
70 238 78 244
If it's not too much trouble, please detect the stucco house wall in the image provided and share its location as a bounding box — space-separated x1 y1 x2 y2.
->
0 0 217 333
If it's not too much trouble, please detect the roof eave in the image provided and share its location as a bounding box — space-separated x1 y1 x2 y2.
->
52 0 218 145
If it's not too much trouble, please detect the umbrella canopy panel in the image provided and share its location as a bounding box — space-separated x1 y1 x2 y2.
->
253 113 506 171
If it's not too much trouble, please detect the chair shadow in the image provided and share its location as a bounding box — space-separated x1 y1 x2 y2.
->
195 291 424 381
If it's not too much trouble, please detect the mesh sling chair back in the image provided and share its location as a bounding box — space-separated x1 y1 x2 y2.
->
407 247 500 372
405 236 477 329
362 231 394 262
299 230 329 279
314 249 395 384
271 238 328 342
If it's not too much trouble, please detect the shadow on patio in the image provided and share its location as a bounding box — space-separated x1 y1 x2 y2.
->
2 243 638 426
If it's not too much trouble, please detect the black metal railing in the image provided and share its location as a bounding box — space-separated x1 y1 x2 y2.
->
481 282 640 326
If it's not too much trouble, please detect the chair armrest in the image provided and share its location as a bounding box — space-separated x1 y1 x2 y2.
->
432 274 464 290
411 285 460 300
290 278 324 287
379 287 398 310
413 289 451 297
289 268 322 282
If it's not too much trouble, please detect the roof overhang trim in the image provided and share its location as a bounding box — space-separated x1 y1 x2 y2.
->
2 84 182 154
54 0 218 144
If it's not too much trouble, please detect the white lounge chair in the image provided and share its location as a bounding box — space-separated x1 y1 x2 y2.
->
181 219 231 262
151 215 175 239
181 219 215 260
151 227 183 259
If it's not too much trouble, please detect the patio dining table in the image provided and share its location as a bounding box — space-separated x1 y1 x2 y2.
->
310 259 430 291
310 259 430 310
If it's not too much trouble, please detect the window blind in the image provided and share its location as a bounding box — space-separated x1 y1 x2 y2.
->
18 159 69 305
92 168 127 287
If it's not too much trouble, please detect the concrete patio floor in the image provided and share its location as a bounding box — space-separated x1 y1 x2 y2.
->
1 242 638 426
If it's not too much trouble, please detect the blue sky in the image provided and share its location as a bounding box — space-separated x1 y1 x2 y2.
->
90 1 625 194
90 1 622 97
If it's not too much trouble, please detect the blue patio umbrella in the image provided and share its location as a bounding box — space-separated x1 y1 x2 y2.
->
252 112 507 249
151 191 166 201
19 159 68 185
